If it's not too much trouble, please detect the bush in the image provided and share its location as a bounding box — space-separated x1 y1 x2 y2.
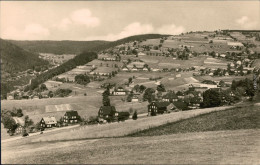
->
118 112 130 121
132 111 138 120
54 88 72 97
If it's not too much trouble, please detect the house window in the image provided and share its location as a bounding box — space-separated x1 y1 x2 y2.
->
70 120 73 123
75 120 77 122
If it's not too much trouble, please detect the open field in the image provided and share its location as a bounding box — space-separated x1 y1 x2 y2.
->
129 105 260 137
2 129 259 164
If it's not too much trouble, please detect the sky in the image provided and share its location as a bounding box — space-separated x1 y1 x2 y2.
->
1 1 260 41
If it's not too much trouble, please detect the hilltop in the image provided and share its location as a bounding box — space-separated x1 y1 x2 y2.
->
1 39 49 75
0 39 50 98
8 34 169 54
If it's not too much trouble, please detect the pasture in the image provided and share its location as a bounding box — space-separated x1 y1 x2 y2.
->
129 105 260 136
2 129 259 164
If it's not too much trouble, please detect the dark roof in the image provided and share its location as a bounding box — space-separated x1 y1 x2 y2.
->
150 101 171 108
162 92 178 99
65 110 79 117
100 106 117 115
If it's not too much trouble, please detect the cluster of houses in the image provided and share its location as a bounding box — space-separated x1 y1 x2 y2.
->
13 110 81 135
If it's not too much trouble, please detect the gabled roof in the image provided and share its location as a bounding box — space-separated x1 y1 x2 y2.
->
65 110 79 117
150 101 171 108
162 92 178 99
13 117 25 126
100 106 117 115
42 116 57 125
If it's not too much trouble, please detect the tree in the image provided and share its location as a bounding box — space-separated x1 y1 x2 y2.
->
102 87 111 106
128 77 133 84
24 115 34 128
40 84 48 91
2 115 17 134
143 88 155 102
132 111 138 120
75 74 90 85
201 89 221 108
48 91 54 98
219 80 225 87
157 84 166 92
133 85 140 93
139 85 146 93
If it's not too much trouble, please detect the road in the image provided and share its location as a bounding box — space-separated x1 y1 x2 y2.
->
1 124 80 143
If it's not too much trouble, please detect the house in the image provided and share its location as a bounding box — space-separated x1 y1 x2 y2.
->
122 66 129 71
110 87 127 96
162 92 178 102
143 67 149 71
148 101 175 116
138 52 146 56
40 116 57 128
98 53 118 61
98 106 118 122
15 125 24 134
131 66 138 71
63 110 80 124
7 93 14 100
13 117 25 134
131 96 139 102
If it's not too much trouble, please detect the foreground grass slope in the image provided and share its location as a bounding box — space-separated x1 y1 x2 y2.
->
2 129 259 164
129 105 260 137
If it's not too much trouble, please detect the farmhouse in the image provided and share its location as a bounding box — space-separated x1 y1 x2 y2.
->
227 42 244 47
63 110 80 124
148 101 175 116
91 67 117 76
111 86 127 96
98 106 118 122
162 92 178 102
131 96 139 102
121 66 129 71
13 117 25 134
40 116 57 128
98 53 118 61
138 52 146 56
7 93 14 100
127 61 146 70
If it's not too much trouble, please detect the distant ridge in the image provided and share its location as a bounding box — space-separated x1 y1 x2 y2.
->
8 34 170 54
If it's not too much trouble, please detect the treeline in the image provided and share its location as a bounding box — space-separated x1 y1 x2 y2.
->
8 40 109 55
29 51 97 90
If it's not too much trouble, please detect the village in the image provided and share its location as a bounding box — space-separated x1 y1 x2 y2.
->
2 30 260 138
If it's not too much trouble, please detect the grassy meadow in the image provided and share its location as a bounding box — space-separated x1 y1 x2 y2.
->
129 105 260 137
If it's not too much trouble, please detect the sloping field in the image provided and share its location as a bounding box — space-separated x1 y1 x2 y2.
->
252 59 260 68
139 39 161 46
2 129 259 164
129 105 260 136
1 96 103 123
23 106 234 142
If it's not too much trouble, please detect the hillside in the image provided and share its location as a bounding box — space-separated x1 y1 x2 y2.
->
0 39 49 75
28 34 170 90
91 34 170 52
8 40 109 55
129 105 259 137
8 34 169 54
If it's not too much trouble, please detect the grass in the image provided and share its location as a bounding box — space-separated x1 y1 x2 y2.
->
2 129 259 164
128 105 260 137
9 106 233 143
